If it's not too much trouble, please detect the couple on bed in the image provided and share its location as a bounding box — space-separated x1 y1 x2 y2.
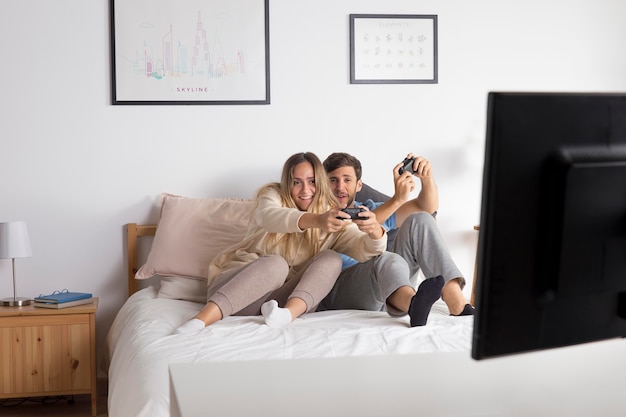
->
175 151 473 334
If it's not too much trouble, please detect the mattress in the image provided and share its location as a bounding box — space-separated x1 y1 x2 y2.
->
105 286 473 417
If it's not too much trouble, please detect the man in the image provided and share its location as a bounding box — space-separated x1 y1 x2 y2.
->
318 152 473 326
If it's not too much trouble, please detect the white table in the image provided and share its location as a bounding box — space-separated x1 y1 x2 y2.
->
170 338 626 417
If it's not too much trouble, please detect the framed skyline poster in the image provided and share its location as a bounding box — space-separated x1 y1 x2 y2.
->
350 14 438 84
110 0 270 105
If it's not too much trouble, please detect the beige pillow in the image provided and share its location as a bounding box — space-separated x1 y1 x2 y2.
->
157 277 208 303
136 194 254 282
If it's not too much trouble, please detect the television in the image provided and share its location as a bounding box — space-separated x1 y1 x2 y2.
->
472 92 626 360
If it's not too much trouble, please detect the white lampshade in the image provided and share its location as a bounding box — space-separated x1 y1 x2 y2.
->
0 221 33 259
0 221 33 307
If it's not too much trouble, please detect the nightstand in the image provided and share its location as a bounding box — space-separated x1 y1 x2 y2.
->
0 297 98 416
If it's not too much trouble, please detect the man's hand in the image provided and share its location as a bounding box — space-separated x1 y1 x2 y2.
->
392 161 416 204
397 153 433 180
348 207 385 239
387 153 439 227
393 154 434 199
409 155 433 180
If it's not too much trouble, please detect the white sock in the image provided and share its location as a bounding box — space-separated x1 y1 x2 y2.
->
261 300 293 328
175 318 205 334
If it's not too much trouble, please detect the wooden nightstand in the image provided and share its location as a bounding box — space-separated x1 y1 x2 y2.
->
0 297 98 416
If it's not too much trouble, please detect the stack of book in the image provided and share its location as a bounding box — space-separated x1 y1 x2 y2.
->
33 290 93 309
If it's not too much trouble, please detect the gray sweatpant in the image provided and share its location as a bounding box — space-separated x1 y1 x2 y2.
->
208 249 342 317
317 212 464 316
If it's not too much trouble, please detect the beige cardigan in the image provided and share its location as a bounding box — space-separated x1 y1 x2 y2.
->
207 188 387 285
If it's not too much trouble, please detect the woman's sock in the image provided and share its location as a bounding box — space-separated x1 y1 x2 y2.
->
409 275 445 327
174 318 205 334
261 300 293 328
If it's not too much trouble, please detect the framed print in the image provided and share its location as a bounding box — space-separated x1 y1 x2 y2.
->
350 14 438 84
110 0 270 105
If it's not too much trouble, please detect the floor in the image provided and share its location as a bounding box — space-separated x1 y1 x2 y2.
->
0 380 108 417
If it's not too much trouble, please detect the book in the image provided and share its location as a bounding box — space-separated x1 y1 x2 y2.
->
33 297 93 309
34 290 93 304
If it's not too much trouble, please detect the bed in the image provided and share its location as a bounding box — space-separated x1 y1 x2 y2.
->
103 193 474 417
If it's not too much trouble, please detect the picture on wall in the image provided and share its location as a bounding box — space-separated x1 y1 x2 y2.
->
110 0 270 105
350 14 438 84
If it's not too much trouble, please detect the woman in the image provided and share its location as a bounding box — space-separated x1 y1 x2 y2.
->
176 152 387 333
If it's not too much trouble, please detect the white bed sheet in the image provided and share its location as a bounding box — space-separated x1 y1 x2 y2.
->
105 286 472 417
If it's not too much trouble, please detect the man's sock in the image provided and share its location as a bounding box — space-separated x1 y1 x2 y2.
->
261 300 293 328
409 275 445 327
451 303 475 316
174 318 205 334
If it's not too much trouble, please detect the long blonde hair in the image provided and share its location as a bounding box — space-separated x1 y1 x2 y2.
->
257 152 340 258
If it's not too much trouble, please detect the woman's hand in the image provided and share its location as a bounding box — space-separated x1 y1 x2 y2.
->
298 209 346 232
319 209 349 232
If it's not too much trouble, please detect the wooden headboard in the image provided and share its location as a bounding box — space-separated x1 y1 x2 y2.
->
126 223 157 296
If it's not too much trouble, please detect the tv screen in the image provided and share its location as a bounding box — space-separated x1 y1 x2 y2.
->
472 92 626 360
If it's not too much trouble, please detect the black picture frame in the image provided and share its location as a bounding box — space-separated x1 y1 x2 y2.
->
350 14 438 84
110 0 270 105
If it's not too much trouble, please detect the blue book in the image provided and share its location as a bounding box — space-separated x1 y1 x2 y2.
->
35 290 92 304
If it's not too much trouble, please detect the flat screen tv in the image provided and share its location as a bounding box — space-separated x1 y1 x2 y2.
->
472 92 626 360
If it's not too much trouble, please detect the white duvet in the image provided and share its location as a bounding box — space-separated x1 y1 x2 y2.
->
105 286 472 417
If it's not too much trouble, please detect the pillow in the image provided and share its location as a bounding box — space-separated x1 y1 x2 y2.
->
136 194 254 283
157 277 207 303
356 183 391 203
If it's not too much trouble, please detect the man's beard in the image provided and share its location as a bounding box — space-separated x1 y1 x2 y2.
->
347 192 356 207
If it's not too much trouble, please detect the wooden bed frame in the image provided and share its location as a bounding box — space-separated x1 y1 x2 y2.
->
126 223 157 296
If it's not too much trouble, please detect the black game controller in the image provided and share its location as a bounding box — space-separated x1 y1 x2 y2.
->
398 157 416 175
337 207 366 220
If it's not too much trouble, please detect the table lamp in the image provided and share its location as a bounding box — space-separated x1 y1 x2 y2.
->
0 221 33 307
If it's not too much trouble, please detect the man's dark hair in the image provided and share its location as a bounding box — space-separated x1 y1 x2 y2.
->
323 152 362 180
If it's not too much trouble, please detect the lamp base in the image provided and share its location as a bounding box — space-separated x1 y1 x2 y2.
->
1 297 32 307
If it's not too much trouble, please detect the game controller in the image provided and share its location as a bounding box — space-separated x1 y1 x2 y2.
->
337 207 366 220
398 157 416 175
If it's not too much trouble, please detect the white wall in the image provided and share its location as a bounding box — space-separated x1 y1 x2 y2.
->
1 0 625 377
